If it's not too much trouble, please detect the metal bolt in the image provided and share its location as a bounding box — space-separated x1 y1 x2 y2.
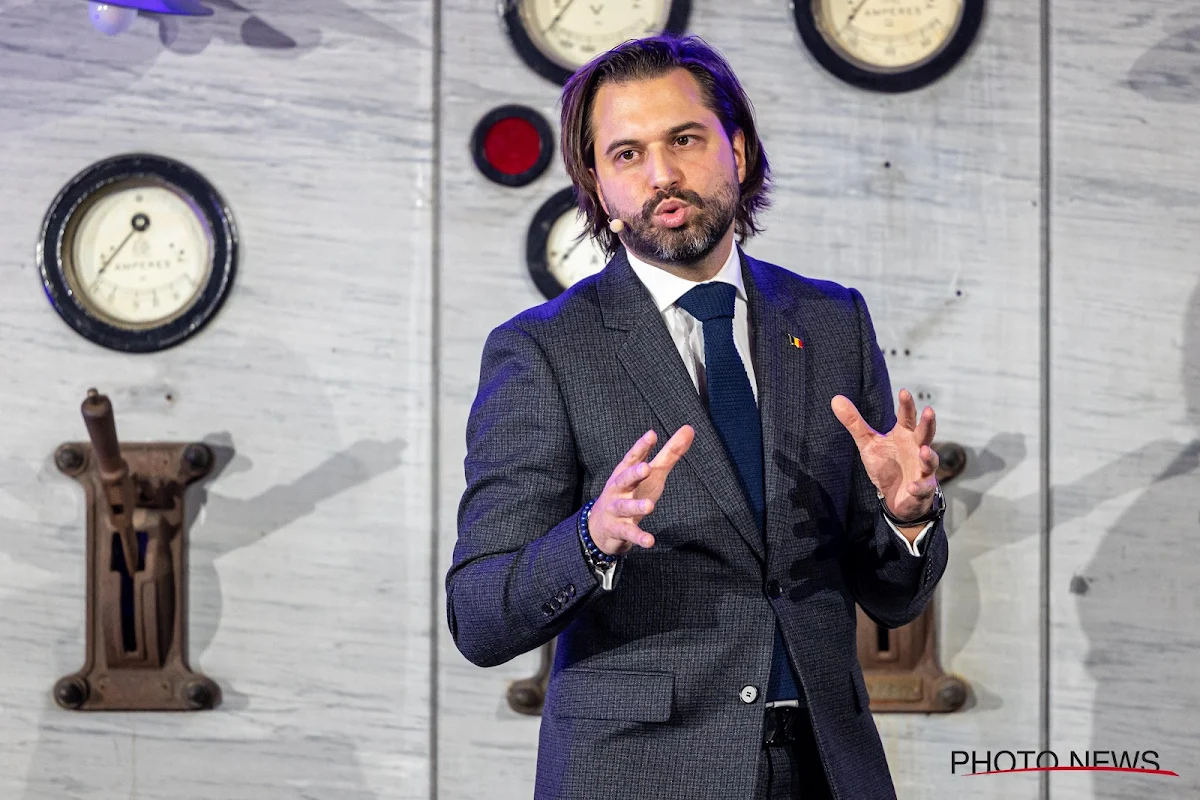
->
185 681 215 710
183 444 211 471
55 446 85 472
933 441 968 484
937 680 967 711
54 678 88 709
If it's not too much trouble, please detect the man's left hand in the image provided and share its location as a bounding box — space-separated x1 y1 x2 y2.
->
830 388 939 530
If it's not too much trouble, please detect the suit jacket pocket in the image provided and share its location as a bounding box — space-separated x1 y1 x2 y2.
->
548 668 675 723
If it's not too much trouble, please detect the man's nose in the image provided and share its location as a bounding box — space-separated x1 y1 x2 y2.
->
646 149 683 193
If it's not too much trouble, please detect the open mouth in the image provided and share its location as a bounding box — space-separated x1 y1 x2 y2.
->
654 200 691 227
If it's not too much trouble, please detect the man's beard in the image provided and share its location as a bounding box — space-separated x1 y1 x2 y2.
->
614 176 739 268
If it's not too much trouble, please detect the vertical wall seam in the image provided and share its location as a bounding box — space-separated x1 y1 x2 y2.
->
1039 0 1053 796
429 0 443 796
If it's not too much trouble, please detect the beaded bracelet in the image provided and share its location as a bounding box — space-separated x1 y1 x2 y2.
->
579 498 618 567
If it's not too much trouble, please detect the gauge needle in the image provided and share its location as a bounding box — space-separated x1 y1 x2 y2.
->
91 214 147 289
543 0 577 34
843 0 872 29
558 233 586 264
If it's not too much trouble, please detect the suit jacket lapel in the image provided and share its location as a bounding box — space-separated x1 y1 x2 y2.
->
743 253 809 553
598 249 765 563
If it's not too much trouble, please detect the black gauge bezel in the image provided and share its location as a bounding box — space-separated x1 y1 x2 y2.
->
793 0 985 93
37 153 237 353
526 186 588 301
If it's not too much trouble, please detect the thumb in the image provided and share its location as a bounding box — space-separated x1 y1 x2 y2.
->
831 395 878 450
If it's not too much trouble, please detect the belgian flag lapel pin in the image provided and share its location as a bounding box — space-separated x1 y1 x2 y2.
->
788 334 804 349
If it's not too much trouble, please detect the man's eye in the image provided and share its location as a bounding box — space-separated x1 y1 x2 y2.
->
619 150 635 161
676 135 692 146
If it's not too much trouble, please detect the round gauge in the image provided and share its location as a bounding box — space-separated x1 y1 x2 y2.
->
793 0 985 92
502 0 692 86
38 154 237 352
526 187 609 300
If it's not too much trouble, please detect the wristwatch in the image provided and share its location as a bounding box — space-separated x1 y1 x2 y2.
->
878 485 945 527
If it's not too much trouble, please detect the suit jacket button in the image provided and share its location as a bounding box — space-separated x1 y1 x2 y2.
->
765 580 782 599
567 584 576 597
541 603 555 616
739 685 758 704
549 597 562 610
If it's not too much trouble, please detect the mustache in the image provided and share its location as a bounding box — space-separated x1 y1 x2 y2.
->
641 189 705 220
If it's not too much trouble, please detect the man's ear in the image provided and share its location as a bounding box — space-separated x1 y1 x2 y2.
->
589 168 610 216
732 129 747 184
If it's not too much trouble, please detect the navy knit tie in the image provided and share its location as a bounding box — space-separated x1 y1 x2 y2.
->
675 282 801 703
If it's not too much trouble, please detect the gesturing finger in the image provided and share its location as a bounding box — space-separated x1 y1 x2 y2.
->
611 461 650 492
614 430 657 474
897 389 918 430
612 522 655 549
914 405 937 446
649 424 695 472
610 497 654 518
831 395 878 450
919 444 940 476
906 475 939 500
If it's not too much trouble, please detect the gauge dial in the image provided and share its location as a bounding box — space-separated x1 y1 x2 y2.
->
527 187 609 300
815 0 962 71
518 0 673 72
67 182 213 329
545 206 608 290
795 0 984 92
503 0 691 85
38 153 237 352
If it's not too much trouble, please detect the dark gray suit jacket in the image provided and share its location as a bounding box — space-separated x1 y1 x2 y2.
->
447 248 948 799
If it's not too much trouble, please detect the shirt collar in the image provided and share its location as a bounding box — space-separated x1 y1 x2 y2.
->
625 242 745 314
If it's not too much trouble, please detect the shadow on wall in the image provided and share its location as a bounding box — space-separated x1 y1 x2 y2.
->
932 431 1189 715
1128 9 1200 103
0 334 402 800
921 276 1200 728
1074 280 1200 798
0 0 414 132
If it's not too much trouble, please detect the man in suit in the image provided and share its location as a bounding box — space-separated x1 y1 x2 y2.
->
447 35 949 800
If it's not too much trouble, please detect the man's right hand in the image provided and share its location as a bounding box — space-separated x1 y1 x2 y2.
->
587 426 695 556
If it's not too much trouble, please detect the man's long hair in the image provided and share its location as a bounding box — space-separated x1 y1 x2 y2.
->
559 35 773 258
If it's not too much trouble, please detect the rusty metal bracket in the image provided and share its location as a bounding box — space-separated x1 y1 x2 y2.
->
53 388 220 711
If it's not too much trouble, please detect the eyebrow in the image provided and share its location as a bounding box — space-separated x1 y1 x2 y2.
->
602 121 709 157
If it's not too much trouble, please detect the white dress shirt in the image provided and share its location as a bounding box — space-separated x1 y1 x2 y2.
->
624 244 930 557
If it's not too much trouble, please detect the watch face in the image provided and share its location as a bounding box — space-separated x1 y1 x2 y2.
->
795 0 984 92
527 187 609 300
38 153 237 352
503 0 692 85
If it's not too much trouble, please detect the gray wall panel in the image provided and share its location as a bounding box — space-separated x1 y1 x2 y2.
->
0 2 433 798
1050 2 1200 798
436 2 565 797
